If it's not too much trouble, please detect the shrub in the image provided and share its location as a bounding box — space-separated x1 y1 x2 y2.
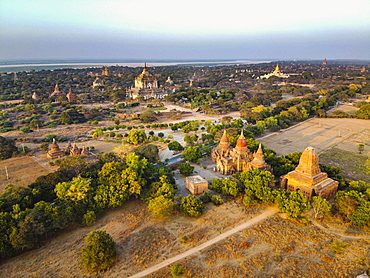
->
211 195 224 206
81 231 117 273
171 264 185 277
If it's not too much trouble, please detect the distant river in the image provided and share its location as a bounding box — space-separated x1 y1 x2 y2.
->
0 59 271 73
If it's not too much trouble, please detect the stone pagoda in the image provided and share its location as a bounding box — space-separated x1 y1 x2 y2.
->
50 84 66 98
250 144 272 172
280 147 338 200
47 139 65 159
66 88 77 103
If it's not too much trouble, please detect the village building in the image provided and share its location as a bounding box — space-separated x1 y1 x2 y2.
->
127 63 169 100
280 147 338 200
211 130 271 175
186 175 209 195
259 64 290 79
46 139 65 159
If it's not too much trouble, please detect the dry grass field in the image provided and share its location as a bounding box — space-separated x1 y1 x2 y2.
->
0 155 56 193
259 117 370 182
0 198 369 278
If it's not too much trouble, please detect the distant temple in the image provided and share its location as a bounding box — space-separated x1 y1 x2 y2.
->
322 58 328 66
50 84 66 98
31 92 39 102
47 141 89 159
47 139 65 159
259 64 290 79
127 63 169 100
280 147 338 200
101 66 109 76
211 130 272 175
92 77 104 88
66 88 78 103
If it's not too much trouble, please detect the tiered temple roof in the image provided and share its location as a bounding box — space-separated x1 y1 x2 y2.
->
281 147 338 199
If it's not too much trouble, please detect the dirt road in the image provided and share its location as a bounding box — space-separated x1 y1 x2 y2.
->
129 205 279 278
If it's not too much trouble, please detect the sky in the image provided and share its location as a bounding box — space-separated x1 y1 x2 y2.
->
1 0 370 61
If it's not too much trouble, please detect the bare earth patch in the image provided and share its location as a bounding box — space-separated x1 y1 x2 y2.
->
1 198 369 278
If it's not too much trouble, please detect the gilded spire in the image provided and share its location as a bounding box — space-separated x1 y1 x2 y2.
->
236 129 247 149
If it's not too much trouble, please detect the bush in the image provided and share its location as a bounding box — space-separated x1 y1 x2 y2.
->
330 240 347 254
181 196 204 217
171 264 185 277
83 211 96 226
81 231 117 273
179 236 190 244
211 195 224 206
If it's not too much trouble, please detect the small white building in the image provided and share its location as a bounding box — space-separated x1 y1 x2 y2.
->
186 175 208 195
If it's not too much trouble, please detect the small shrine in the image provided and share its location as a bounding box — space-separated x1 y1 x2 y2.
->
50 84 66 98
66 88 78 103
186 175 208 195
46 139 65 159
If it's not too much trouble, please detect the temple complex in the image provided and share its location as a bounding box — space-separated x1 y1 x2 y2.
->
280 147 338 200
46 139 65 159
259 64 290 79
212 130 271 175
127 63 169 100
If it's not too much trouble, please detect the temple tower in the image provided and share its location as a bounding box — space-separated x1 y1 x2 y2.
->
47 139 65 159
280 147 338 199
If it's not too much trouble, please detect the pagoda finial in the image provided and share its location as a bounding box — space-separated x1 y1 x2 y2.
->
144 63 147 71
239 129 245 139
275 64 279 72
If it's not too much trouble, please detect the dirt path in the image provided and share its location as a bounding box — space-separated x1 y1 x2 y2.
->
129 205 279 278
311 219 370 240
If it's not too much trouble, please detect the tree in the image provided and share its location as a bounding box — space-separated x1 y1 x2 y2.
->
168 141 184 152
311 196 331 219
81 230 117 273
148 195 174 217
335 190 364 217
348 201 370 227
140 109 157 123
358 143 365 154
355 104 370 119
178 162 194 176
182 146 202 163
210 178 241 197
55 176 92 203
133 144 159 163
276 190 310 219
181 196 204 217
126 129 147 145
0 136 17 160
60 108 86 125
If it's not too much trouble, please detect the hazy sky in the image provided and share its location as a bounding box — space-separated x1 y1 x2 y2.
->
1 0 369 61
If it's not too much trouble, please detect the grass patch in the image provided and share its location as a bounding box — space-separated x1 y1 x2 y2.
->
150 107 167 111
319 148 370 182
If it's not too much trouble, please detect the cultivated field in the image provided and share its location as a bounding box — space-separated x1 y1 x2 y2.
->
258 117 370 182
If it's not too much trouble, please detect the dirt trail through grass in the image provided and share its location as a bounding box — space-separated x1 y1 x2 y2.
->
128 205 279 278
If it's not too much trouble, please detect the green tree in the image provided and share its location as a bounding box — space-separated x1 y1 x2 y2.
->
311 196 332 219
348 201 370 227
276 190 309 219
355 104 370 119
0 136 17 160
126 129 147 145
168 141 184 152
81 230 117 273
335 190 364 217
182 146 202 163
55 176 92 203
181 196 204 217
148 195 174 217
133 144 159 163
210 178 240 197
178 162 194 176
140 109 157 123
